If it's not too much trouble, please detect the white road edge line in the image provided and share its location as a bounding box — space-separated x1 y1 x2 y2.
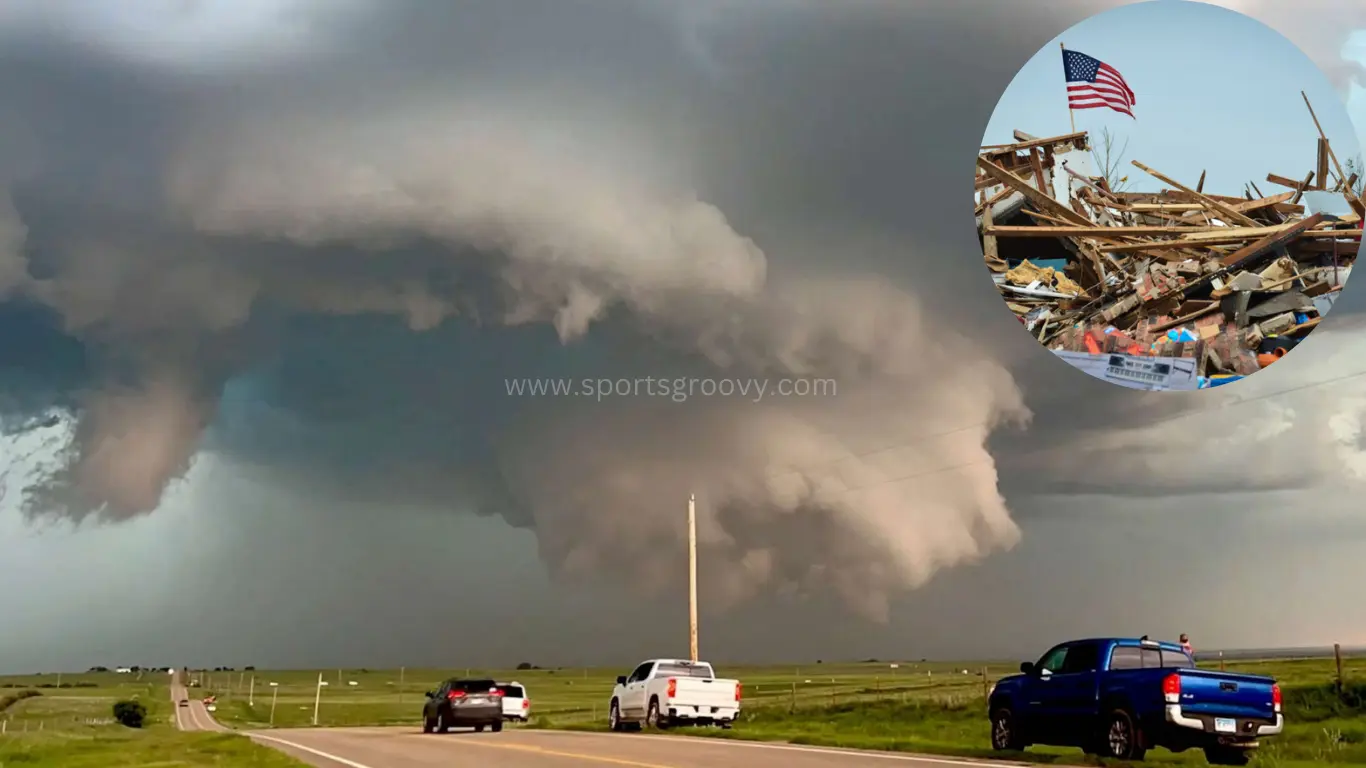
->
536 731 1032 767
251 732 380 768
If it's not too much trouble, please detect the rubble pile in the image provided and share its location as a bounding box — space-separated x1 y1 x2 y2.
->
975 96 1363 388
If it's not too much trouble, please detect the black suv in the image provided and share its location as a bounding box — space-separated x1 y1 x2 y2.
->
422 678 504 734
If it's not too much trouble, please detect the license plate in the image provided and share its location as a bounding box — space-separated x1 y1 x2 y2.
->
1214 718 1236 733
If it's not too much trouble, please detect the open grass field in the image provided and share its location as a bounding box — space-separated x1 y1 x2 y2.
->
3 655 1363 765
0 671 306 766
174 654 1366 766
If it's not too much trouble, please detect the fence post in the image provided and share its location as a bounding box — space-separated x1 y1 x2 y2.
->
789 682 796 712
982 667 990 700
874 676 880 699
1335 643 1344 696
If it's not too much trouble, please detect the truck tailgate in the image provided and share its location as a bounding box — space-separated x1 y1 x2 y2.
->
1177 669 1276 720
671 677 740 709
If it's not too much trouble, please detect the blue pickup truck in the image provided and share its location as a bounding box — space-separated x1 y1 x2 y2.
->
988 638 1282 765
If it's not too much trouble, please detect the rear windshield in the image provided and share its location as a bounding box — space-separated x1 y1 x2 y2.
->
448 679 497 693
656 662 714 678
1160 649 1195 668
1109 645 1194 670
497 685 525 698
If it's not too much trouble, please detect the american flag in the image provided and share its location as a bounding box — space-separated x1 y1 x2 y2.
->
1062 49 1135 118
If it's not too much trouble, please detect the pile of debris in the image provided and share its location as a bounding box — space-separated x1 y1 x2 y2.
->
975 94 1363 388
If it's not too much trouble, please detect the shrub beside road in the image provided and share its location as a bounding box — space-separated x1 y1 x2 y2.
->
0 672 304 766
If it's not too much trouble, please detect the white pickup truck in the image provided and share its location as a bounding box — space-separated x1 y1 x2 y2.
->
608 658 741 731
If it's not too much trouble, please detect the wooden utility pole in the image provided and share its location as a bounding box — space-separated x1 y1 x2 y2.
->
1335 643 1344 695
688 493 699 663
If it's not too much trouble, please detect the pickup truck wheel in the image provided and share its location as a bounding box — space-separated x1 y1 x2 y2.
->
475 724 485 732
646 698 664 729
1100 710 1145 761
990 708 1026 751
1204 747 1251 766
609 700 623 732
491 720 503 733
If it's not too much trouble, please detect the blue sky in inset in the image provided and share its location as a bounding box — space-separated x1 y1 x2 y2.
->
984 0 1364 196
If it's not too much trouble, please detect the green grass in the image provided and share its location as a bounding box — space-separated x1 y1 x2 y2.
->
6 657 1365 766
0 672 307 767
182 660 1007 730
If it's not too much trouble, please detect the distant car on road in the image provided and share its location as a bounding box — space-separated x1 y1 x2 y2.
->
178 700 189 707
422 678 504 734
608 659 741 731
495 681 530 722
989 637 1282 765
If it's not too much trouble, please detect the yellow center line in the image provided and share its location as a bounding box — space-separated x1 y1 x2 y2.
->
424 738 680 768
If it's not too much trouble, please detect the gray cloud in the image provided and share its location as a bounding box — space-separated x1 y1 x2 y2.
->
2 0 1365 670
0 0 1042 623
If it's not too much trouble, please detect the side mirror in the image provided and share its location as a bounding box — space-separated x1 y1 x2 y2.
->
425 690 435 698
1019 662 1035 675
616 676 627 685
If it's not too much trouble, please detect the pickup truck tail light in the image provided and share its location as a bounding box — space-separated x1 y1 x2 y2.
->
666 678 677 698
522 699 530 709
735 682 742 702
1272 683 1282 713
1162 673 1181 704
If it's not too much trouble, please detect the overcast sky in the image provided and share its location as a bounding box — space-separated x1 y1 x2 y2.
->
2 0 1366 674
984 1 1362 195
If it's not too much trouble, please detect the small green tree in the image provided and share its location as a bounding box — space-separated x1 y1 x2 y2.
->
1343 155 1365 197
1090 126 1131 193
112 699 146 728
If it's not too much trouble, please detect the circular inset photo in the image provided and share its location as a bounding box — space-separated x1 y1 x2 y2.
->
975 0 1363 391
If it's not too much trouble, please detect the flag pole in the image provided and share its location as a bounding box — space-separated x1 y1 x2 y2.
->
1061 42 1076 134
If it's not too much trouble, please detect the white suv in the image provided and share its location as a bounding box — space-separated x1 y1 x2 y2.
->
496 681 529 722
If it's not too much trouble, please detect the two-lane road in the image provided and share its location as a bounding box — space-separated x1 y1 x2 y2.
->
245 728 1035 768
169 682 1036 768
170 678 230 734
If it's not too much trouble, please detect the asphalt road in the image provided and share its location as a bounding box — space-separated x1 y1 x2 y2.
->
170 679 231 734
169 683 1034 768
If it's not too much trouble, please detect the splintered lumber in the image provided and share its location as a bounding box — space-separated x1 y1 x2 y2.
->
1220 214 1325 269
1130 161 1259 227
987 224 1233 238
977 125 1360 384
1301 91 1366 217
976 156 1094 228
982 130 1088 156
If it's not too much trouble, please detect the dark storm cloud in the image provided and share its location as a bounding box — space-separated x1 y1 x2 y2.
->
2 0 1365 673
0 0 1090 621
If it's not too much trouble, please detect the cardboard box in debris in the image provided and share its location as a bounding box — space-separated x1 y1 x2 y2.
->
976 99 1363 382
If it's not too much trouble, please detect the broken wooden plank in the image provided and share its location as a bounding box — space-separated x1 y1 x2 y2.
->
976 156 1095 228
1094 227 1359 254
982 130 1089 156
1318 138 1331 190
1131 160 1260 227
1301 91 1366 217
985 224 1236 238
1220 213 1326 270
